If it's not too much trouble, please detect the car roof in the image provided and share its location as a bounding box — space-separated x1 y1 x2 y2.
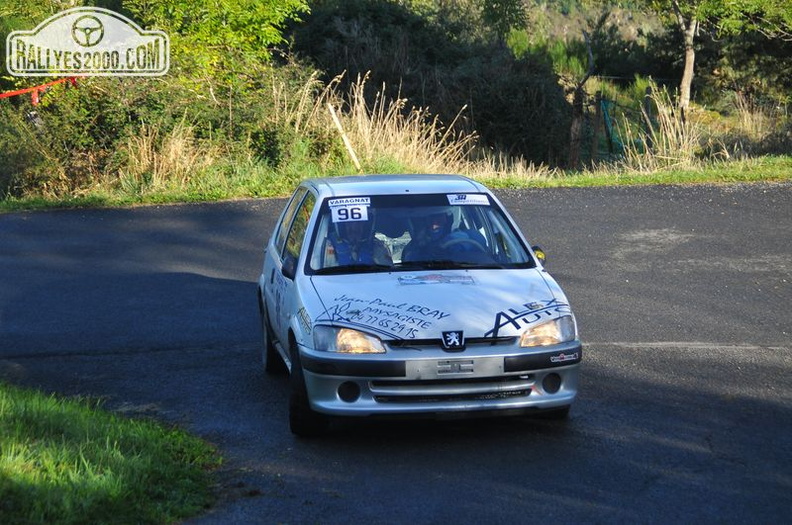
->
300 174 490 199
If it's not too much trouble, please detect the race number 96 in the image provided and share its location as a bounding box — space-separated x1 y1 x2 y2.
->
332 204 369 223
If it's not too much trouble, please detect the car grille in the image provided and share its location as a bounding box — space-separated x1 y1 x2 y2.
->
387 336 516 349
370 375 533 404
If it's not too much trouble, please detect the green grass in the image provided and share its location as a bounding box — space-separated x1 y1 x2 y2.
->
0 382 220 525
1 155 790 213
479 155 792 189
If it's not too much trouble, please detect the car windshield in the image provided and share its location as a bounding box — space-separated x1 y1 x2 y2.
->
307 192 535 274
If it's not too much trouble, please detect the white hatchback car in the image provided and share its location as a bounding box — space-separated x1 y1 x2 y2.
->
257 175 581 436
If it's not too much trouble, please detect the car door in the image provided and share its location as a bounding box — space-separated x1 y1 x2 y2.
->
270 189 317 347
263 187 307 341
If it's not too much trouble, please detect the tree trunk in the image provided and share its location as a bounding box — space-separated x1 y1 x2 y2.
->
673 0 697 118
568 87 585 168
679 23 696 116
567 30 594 169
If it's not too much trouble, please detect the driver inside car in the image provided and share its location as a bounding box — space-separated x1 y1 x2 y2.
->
401 208 485 262
324 217 393 267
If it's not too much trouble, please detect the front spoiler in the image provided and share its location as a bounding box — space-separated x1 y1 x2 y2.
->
298 341 582 417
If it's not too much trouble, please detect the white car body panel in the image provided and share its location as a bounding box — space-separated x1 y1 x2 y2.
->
306 270 569 342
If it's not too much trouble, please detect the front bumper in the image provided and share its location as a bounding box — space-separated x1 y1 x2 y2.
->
299 340 582 417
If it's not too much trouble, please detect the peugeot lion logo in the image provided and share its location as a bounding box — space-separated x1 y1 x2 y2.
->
442 330 465 351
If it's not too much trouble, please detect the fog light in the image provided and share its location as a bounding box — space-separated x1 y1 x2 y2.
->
338 381 361 403
542 373 562 394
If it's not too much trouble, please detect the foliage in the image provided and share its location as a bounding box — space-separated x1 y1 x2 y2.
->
0 0 309 88
645 0 792 33
0 62 478 201
0 77 196 197
0 0 324 200
123 0 309 79
696 31 792 105
695 0 792 38
640 0 792 109
289 0 571 164
480 0 527 37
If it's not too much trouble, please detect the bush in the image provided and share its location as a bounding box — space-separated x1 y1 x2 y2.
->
0 53 355 200
0 78 188 198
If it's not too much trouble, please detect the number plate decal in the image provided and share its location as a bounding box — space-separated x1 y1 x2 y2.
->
437 359 475 375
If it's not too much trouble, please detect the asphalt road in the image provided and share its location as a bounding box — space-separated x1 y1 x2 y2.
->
1 184 790 524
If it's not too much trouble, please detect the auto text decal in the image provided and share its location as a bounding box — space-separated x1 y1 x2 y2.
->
316 294 451 339
485 298 571 338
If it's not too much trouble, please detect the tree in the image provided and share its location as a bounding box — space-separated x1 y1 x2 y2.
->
1 0 310 83
480 0 526 39
646 0 792 115
714 0 792 41
123 0 309 78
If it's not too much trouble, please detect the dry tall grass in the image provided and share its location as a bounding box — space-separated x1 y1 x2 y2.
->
341 74 477 173
734 93 776 139
618 86 704 172
267 70 335 134
723 92 791 157
119 122 218 189
270 71 554 181
466 151 558 183
264 71 479 173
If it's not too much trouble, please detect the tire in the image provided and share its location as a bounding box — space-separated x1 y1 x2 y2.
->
259 296 286 375
288 346 329 437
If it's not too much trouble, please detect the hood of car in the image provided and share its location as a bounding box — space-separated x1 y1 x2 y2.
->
308 269 571 342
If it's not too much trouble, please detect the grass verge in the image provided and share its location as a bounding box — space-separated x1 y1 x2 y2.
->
1 155 790 213
474 155 792 189
0 382 220 524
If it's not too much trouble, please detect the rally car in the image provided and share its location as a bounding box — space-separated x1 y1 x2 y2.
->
257 174 581 436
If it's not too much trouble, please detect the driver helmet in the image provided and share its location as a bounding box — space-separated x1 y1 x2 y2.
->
334 209 376 246
413 207 452 242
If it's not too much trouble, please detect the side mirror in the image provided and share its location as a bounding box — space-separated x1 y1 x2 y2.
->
532 245 547 265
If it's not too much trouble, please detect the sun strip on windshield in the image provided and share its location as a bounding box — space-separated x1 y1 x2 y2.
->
447 194 489 205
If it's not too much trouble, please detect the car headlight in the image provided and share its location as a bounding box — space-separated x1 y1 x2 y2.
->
519 315 576 347
314 326 386 354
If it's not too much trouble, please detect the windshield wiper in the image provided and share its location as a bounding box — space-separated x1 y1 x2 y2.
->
395 260 505 270
396 260 455 269
314 264 393 275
